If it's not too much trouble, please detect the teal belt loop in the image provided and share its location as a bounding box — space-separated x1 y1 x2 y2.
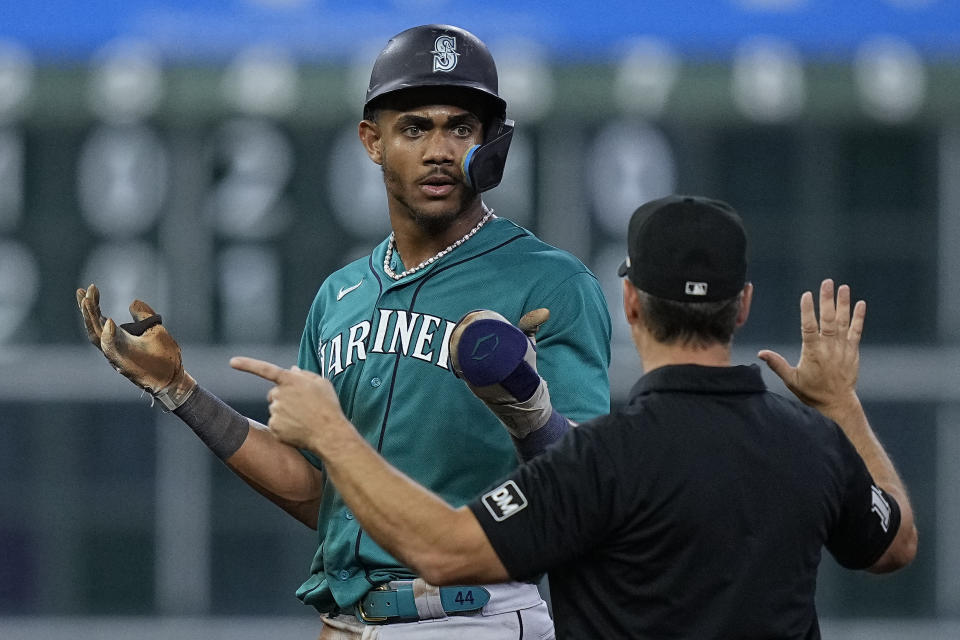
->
395 581 419 619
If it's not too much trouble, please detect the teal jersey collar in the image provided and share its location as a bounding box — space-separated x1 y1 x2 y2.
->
373 215 527 287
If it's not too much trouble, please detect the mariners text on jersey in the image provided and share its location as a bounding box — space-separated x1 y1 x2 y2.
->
318 309 458 376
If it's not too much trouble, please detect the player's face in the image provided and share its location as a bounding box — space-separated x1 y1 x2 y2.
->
372 105 483 230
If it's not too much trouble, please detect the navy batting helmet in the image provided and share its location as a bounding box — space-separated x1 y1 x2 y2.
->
364 24 514 192
364 24 507 121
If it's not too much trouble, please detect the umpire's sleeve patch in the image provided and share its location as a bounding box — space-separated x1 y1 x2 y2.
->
481 480 528 522
871 485 892 532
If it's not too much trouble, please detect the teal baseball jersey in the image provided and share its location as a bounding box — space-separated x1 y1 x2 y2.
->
294 215 611 612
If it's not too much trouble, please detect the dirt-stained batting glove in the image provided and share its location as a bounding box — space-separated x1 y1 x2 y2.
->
449 308 569 440
76 284 196 410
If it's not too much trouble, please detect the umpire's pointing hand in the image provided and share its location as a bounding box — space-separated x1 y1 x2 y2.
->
230 357 351 452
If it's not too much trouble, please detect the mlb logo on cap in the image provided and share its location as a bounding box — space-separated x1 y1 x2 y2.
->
685 281 708 296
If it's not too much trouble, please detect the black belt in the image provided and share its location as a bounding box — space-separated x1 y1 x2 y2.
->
356 583 490 624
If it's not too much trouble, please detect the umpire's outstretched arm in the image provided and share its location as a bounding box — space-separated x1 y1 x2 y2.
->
759 280 918 572
231 355 508 585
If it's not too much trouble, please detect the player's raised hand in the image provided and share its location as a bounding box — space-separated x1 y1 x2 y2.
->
449 308 549 383
76 284 196 405
758 279 865 415
230 357 351 452
449 308 567 441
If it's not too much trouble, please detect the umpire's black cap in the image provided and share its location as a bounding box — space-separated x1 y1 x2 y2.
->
618 195 748 302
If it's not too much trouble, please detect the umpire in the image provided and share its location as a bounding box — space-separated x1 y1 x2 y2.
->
235 195 918 639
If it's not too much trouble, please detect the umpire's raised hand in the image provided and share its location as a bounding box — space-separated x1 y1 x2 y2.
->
758 278 864 416
76 283 196 409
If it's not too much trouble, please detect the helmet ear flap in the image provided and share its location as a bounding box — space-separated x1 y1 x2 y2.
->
462 119 514 193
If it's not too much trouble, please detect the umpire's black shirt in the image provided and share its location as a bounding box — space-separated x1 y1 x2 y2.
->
469 364 900 640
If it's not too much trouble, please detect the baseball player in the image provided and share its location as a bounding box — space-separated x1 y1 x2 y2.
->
233 196 917 639
77 24 611 638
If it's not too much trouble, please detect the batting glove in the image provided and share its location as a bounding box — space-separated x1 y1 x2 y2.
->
449 308 568 440
76 284 196 410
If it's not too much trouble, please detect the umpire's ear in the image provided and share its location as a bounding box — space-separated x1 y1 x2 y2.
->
622 279 643 327
735 282 754 329
358 119 384 165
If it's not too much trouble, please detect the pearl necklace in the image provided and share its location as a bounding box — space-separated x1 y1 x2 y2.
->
383 207 496 280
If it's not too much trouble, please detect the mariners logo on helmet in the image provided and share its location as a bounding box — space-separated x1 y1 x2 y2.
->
432 35 459 72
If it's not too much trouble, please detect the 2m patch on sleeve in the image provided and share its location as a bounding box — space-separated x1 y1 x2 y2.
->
481 480 528 522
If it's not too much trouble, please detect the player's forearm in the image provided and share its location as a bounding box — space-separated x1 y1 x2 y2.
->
225 424 325 528
822 394 918 571
313 424 509 584
176 383 323 526
172 382 318 497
